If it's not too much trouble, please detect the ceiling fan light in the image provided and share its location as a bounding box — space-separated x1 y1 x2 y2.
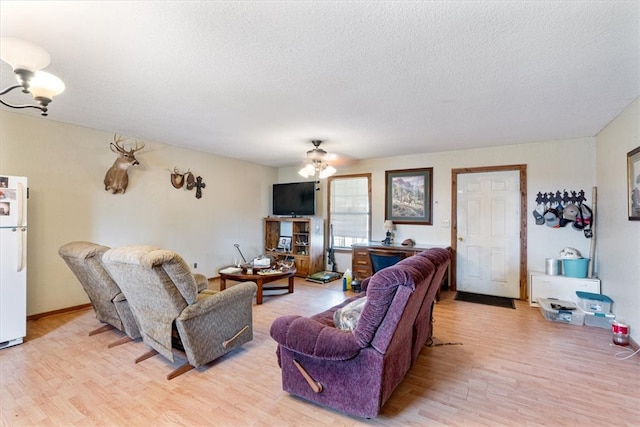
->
298 164 315 178
319 165 336 179
299 140 338 179
0 37 51 73
28 71 65 100
307 148 328 161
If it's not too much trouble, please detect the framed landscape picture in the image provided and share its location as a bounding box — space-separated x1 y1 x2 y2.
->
385 167 433 225
628 146 640 221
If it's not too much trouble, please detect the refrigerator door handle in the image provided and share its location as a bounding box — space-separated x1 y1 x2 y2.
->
17 228 26 272
16 182 25 227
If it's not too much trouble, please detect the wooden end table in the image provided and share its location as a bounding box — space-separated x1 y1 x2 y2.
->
218 267 296 305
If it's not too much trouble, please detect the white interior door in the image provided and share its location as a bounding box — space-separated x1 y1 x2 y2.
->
456 170 520 298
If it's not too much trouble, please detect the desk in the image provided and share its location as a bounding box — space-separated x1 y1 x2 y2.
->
219 268 296 305
351 242 451 288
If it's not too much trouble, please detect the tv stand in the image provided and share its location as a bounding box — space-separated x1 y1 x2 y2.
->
264 217 324 278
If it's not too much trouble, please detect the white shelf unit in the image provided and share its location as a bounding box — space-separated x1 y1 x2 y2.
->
529 271 600 307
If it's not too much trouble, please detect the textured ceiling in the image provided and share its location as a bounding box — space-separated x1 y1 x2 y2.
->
1 1 638 168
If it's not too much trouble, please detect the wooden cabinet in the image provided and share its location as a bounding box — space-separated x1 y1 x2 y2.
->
264 217 324 278
352 246 373 279
529 271 601 307
351 242 451 281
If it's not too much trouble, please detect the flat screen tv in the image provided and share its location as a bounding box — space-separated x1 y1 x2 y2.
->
273 181 316 216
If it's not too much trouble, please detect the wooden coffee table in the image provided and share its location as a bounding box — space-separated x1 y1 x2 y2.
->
218 267 296 305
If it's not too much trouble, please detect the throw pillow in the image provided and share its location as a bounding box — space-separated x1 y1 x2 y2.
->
334 297 367 332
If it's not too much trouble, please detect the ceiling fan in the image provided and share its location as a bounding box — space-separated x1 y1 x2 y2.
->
298 140 338 179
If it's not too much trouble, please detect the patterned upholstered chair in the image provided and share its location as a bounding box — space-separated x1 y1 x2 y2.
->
103 245 256 380
58 241 141 347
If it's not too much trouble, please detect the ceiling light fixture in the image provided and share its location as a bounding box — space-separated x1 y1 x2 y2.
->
298 140 337 179
0 37 65 116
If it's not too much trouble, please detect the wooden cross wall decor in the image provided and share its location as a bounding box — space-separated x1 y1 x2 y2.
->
195 176 206 199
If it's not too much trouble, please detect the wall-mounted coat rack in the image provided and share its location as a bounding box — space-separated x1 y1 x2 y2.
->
532 189 593 238
535 189 586 206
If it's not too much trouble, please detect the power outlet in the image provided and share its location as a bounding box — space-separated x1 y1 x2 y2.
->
193 262 198 269
441 219 450 228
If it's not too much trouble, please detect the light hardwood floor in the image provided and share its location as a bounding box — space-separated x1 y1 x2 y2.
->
1 278 639 426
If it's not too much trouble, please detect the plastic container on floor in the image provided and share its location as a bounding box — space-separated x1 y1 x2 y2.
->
612 322 630 346
342 269 352 291
575 291 613 313
581 310 616 329
538 298 585 326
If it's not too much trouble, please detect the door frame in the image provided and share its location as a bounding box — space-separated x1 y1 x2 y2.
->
451 165 528 300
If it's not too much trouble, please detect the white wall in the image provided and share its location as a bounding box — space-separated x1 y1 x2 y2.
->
595 97 640 343
0 111 277 315
281 137 598 278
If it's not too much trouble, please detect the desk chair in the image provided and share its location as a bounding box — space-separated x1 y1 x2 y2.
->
369 250 406 273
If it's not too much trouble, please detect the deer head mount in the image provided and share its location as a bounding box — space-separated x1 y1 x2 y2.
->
171 167 186 189
169 167 204 198
170 168 195 191
171 167 196 190
103 134 145 194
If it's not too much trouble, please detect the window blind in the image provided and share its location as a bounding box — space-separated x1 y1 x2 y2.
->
330 177 369 247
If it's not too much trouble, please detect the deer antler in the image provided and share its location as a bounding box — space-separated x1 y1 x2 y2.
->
113 133 126 151
112 134 144 153
112 134 126 152
130 141 145 153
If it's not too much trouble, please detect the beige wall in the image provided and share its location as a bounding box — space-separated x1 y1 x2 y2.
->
281 137 598 277
595 97 640 343
285 99 640 343
0 111 277 315
4 98 637 347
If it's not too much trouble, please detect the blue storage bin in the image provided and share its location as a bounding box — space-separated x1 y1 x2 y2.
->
563 258 589 278
576 291 613 313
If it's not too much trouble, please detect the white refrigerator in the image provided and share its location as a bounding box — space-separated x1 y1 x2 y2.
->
0 175 27 349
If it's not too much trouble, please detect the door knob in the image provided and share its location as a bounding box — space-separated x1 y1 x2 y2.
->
457 236 464 241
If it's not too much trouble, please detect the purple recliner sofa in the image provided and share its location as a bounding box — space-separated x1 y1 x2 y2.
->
270 248 451 418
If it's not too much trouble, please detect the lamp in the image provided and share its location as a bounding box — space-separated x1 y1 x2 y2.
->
383 220 395 245
0 37 65 116
298 140 337 179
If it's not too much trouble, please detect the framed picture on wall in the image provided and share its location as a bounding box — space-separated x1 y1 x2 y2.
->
628 146 640 221
385 167 433 225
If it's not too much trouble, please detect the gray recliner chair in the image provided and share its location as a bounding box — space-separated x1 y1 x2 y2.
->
103 245 257 380
58 241 141 347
